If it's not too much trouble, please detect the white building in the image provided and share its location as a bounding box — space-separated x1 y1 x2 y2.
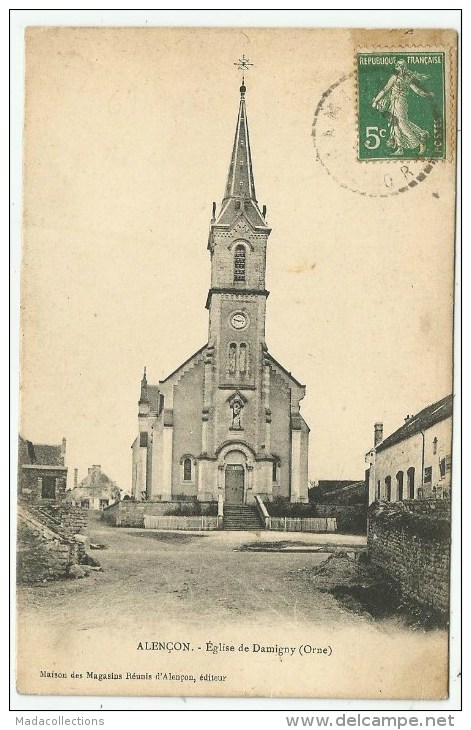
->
67 465 121 510
366 394 453 505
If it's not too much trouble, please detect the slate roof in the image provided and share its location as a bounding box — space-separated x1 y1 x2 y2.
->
376 394 453 453
70 467 120 500
321 481 367 505
18 435 63 466
215 82 268 229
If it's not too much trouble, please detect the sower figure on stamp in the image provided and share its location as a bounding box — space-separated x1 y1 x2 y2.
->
372 60 434 155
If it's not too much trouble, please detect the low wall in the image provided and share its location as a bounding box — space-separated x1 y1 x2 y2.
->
28 503 88 537
367 500 451 614
17 521 80 583
270 517 337 533
103 501 217 527
144 515 218 531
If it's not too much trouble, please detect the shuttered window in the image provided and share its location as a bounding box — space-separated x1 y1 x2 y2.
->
234 245 246 282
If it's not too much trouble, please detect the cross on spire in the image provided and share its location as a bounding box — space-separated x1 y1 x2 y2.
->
234 54 253 86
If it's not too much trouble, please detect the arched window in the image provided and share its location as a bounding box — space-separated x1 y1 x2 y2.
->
272 459 280 484
183 458 192 482
407 467 415 499
396 471 404 501
228 343 237 373
385 476 392 502
234 244 246 282
239 343 247 373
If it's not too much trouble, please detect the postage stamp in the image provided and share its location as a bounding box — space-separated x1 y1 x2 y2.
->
312 72 440 198
357 51 446 161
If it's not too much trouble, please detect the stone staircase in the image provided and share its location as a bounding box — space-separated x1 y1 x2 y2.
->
223 504 264 531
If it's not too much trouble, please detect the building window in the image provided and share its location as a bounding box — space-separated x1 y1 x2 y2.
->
234 245 246 282
407 467 415 499
396 471 404 501
228 343 237 373
376 480 381 500
239 343 247 373
424 466 432 483
140 432 148 447
41 477 56 500
183 458 192 482
272 460 280 484
99 499 109 510
385 476 392 501
439 458 446 479
433 437 438 455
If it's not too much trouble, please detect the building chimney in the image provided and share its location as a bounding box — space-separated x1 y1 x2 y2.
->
88 467 92 475
74 468 78 488
61 437 66 462
374 422 383 447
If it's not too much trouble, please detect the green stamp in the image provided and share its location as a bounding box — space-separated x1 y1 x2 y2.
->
357 51 446 160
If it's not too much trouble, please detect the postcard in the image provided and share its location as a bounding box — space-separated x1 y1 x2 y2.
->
16 26 457 699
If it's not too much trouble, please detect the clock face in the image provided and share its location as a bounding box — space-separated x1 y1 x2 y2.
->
230 312 248 330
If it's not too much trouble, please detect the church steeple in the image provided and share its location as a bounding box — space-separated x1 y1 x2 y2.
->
139 366 148 404
215 80 267 228
223 82 257 204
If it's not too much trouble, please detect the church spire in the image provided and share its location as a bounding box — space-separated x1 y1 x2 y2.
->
139 366 148 404
215 67 267 229
222 81 257 204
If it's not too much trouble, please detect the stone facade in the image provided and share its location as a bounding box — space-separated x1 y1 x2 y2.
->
368 500 450 614
366 395 453 504
18 435 68 504
131 82 309 505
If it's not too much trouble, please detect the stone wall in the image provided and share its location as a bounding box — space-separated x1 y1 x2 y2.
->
19 467 67 503
30 503 88 538
367 500 451 613
17 521 80 584
102 500 217 527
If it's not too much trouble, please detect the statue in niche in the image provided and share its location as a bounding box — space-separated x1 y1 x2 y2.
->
230 398 243 430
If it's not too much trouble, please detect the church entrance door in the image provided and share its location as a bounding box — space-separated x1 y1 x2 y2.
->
225 464 245 503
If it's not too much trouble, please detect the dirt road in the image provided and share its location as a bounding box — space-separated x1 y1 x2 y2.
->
18 514 368 632
16 515 449 700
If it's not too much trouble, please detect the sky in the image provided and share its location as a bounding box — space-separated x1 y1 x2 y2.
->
18 27 456 491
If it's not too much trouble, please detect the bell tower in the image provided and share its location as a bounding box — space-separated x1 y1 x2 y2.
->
206 79 271 392
134 61 309 506
195 71 280 502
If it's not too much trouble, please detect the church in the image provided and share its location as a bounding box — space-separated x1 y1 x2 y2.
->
131 78 310 505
